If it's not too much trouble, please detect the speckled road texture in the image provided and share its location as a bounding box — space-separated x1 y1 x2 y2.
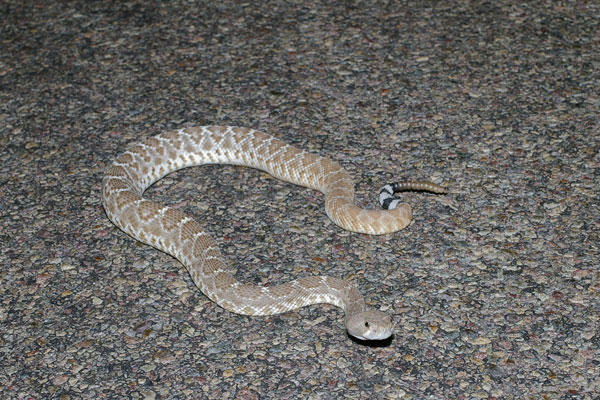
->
1 1 598 399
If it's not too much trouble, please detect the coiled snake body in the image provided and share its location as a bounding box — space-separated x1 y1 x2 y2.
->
102 126 445 340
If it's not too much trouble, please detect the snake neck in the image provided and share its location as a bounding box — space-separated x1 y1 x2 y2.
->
342 286 367 316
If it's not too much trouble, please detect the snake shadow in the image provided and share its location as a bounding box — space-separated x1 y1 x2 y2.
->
348 333 394 347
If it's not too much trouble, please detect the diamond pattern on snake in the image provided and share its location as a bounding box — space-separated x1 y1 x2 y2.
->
102 126 446 341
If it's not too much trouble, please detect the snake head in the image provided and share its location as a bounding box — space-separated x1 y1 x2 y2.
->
345 310 393 341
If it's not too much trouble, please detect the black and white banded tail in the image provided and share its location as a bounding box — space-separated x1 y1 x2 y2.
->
379 181 447 210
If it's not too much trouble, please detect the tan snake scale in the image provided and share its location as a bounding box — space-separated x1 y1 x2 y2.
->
102 126 445 340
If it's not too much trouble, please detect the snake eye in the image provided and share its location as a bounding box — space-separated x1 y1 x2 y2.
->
364 321 369 327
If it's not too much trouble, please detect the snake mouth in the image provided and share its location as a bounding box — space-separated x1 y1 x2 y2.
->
349 330 393 341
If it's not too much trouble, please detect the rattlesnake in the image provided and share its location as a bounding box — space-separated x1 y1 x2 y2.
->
102 126 446 340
